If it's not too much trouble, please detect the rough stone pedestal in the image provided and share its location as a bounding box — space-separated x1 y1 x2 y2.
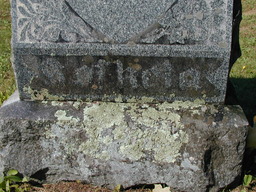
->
0 94 248 192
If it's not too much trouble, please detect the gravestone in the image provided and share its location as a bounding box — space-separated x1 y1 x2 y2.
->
12 0 233 103
0 0 248 191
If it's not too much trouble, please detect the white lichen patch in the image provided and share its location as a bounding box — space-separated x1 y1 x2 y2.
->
126 97 137 103
126 96 155 103
140 96 155 103
181 158 200 171
78 140 101 158
209 105 219 114
114 94 123 103
154 130 188 163
43 122 83 155
119 139 145 161
73 101 82 110
51 101 64 106
130 106 182 129
192 110 200 115
118 127 188 163
54 110 80 126
159 99 206 111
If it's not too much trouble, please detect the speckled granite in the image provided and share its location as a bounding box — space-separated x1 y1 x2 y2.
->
11 0 234 103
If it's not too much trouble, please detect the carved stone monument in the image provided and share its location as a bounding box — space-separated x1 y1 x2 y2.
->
12 0 233 103
0 0 248 191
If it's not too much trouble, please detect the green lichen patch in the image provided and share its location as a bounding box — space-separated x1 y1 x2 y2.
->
50 102 190 163
118 103 189 162
161 99 206 111
83 102 126 129
80 103 127 159
23 87 64 101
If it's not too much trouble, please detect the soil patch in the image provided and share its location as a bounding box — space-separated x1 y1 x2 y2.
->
27 182 154 192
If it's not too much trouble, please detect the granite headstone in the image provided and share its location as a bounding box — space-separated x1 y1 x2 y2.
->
12 0 233 103
0 1 248 192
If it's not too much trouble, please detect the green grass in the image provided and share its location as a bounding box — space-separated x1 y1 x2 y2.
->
229 0 256 125
230 0 256 78
0 0 15 105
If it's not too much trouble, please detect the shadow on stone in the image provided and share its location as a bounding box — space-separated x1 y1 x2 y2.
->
29 168 49 186
230 78 256 126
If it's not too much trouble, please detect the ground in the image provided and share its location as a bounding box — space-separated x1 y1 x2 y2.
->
24 182 154 192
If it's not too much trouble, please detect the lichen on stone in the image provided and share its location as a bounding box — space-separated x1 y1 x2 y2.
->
114 94 123 103
50 102 190 163
126 96 155 103
82 102 126 129
78 103 127 159
23 86 64 101
51 101 64 106
158 99 205 111
54 110 80 126
73 101 82 110
118 103 189 163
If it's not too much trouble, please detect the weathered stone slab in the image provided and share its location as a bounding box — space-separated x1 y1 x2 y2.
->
16 56 228 102
11 0 234 103
0 96 248 192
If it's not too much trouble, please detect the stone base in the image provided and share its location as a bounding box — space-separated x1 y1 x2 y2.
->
0 95 248 192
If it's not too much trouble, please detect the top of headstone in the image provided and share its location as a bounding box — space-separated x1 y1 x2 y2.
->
67 0 174 43
12 0 233 48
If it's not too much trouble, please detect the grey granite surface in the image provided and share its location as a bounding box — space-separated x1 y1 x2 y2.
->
14 55 229 103
10 0 234 102
0 97 248 192
12 0 233 46
66 0 175 43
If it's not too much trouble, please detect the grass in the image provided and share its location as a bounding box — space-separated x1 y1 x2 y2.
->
0 0 15 105
229 0 256 125
230 1 256 79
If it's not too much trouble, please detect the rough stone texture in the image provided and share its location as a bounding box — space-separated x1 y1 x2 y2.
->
11 0 234 103
0 96 248 192
16 56 228 103
6 1 246 192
